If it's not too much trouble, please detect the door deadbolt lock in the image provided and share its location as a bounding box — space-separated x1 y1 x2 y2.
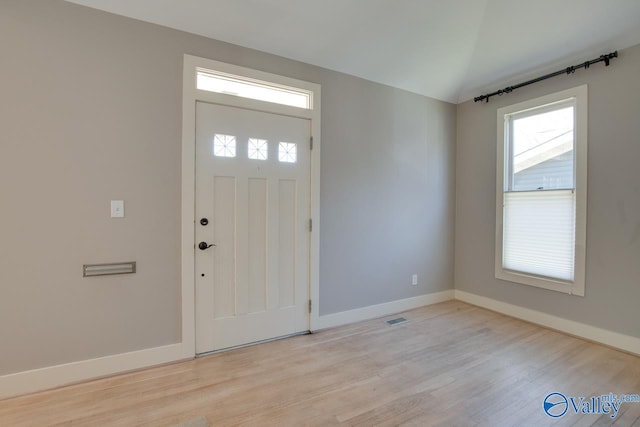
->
198 241 216 250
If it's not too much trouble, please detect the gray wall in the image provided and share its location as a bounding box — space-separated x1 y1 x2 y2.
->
455 43 640 338
319 73 456 314
0 0 456 375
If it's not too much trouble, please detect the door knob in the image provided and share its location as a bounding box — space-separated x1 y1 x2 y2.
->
198 241 216 250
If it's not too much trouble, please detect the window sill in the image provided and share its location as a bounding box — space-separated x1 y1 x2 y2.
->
495 268 584 296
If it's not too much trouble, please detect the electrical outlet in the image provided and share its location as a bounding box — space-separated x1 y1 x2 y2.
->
412 274 418 286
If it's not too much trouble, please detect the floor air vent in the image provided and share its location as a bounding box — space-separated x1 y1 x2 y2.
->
385 317 408 326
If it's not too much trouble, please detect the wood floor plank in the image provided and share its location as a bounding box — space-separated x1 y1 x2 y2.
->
1 300 639 426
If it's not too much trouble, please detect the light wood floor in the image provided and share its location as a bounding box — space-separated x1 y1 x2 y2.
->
1 301 639 426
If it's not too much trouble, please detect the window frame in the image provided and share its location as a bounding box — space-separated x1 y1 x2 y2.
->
196 68 313 109
495 85 588 296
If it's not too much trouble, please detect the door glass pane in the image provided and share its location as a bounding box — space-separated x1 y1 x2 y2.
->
213 134 236 158
511 106 574 191
248 138 268 160
278 142 297 163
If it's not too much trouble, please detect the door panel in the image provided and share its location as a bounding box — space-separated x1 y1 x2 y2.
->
195 101 310 353
212 176 236 319
247 178 267 314
278 179 296 308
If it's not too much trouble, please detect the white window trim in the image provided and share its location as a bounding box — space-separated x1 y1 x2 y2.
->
181 55 322 357
196 67 313 109
495 85 588 296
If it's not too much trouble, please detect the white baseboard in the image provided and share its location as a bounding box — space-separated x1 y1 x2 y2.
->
314 289 455 331
0 342 192 400
8 289 635 400
1 291 455 400
454 290 640 356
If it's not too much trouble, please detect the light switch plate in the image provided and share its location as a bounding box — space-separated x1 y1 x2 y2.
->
111 200 124 218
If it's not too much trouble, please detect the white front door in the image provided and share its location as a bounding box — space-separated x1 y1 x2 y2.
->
195 101 311 353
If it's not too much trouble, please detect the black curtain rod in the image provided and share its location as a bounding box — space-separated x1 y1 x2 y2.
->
474 51 618 103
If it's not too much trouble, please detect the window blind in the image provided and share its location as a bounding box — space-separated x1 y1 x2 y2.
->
502 189 576 281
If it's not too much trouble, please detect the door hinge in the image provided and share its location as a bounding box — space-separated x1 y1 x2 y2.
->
309 299 312 313
310 136 313 151
309 218 312 232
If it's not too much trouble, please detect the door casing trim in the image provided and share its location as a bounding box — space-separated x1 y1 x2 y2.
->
181 55 322 356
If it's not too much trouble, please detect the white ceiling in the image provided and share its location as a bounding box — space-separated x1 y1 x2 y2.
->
67 0 640 103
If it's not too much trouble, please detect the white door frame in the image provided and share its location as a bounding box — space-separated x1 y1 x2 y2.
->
180 54 321 356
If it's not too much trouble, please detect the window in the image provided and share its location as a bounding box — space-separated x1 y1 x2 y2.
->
213 134 236 157
197 69 312 109
495 85 587 295
278 142 297 163
248 138 268 160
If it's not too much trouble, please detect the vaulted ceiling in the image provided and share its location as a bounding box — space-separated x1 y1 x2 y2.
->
67 0 640 103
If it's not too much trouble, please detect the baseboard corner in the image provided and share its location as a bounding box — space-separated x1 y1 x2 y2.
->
453 289 640 357
314 289 454 331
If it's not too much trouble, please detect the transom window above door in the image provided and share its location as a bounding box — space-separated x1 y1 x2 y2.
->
197 69 312 109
